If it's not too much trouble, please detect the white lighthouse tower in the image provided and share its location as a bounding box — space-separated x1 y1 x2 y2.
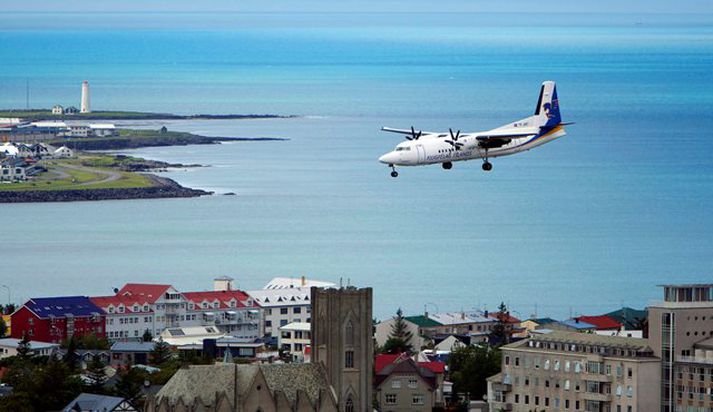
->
80 80 91 113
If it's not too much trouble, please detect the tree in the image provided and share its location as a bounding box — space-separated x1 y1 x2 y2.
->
142 329 153 342
63 336 79 372
85 355 108 393
0 317 7 338
383 308 414 354
149 338 172 366
16 333 32 359
449 345 502 402
114 366 148 405
489 301 513 346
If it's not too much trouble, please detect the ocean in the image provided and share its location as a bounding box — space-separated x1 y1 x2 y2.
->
1 13 713 320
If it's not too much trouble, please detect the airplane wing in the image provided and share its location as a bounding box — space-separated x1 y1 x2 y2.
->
475 127 539 148
381 127 437 136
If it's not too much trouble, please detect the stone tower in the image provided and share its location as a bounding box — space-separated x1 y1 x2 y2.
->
311 286 373 412
80 80 91 113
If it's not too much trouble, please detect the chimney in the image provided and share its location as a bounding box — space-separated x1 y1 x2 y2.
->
301 275 306 287
484 310 489 318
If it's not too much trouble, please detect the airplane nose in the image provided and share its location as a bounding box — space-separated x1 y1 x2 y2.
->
379 152 396 164
379 152 396 165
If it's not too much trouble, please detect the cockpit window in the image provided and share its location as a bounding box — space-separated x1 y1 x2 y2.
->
395 147 411 151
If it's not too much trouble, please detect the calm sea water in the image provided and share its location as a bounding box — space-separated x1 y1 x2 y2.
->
1 13 713 320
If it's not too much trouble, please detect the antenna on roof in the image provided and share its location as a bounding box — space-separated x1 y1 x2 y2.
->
339 277 343 288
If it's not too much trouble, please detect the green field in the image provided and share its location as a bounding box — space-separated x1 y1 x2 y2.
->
0 156 154 191
0 109 171 121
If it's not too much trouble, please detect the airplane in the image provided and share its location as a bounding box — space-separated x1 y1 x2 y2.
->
378 81 571 177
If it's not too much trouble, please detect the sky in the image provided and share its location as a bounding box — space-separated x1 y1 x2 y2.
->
5 0 713 14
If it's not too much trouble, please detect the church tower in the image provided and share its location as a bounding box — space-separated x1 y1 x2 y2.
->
311 286 373 412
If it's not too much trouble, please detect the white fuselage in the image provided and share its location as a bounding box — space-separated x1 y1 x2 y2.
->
378 125 566 167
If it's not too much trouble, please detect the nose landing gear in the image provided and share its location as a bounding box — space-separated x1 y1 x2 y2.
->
389 165 398 178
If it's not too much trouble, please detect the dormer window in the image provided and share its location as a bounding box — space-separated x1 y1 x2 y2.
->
143 305 149 312
108 306 114 314
118 305 125 313
188 303 195 310
202 302 208 309
133 305 139 312
213 301 220 309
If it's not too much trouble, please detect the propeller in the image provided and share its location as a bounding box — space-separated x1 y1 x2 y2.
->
445 128 464 150
405 126 422 141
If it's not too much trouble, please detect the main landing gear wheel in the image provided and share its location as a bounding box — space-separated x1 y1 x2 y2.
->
442 162 453 170
482 162 493 171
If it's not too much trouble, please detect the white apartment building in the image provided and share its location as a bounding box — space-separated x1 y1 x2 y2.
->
278 322 311 362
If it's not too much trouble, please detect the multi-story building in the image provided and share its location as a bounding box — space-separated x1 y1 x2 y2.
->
488 330 661 412
93 280 261 342
278 321 311 361
182 289 261 340
248 286 313 340
648 283 713 412
11 296 105 343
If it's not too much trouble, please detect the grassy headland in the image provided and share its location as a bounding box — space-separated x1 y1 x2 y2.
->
0 109 294 121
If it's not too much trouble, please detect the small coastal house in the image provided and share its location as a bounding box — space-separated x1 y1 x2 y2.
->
52 104 64 115
53 146 74 158
0 158 27 181
89 123 117 137
0 338 59 359
62 393 137 412
109 341 154 367
374 354 447 411
30 142 55 158
64 106 79 115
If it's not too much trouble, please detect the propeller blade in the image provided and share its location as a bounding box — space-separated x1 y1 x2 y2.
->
449 128 454 140
455 130 461 140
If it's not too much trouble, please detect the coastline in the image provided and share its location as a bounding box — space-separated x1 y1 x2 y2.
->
0 174 211 203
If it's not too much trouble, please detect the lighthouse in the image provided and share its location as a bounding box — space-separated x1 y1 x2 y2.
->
80 80 91 113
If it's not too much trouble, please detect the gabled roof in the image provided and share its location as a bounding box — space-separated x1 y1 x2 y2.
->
560 319 597 330
90 295 153 314
110 341 155 353
404 315 442 328
605 307 647 329
526 317 558 325
574 315 622 330
375 353 446 375
117 284 172 303
24 296 102 319
62 392 133 412
374 356 438 390
488 312 521 324
182 290 256 309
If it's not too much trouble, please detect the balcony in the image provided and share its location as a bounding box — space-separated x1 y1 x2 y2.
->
676 355 713 365
583 373 612 383
582 392 611 402
491 382 512 392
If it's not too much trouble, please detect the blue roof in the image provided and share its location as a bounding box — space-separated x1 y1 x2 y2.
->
26 296 102 318
111 341 155 353
62 393 130 412
560 319 596 330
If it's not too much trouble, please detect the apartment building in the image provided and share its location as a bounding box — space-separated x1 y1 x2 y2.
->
488 331 660 412
648 284 713 412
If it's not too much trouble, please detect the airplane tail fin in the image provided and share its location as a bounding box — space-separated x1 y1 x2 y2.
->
534 81 561 127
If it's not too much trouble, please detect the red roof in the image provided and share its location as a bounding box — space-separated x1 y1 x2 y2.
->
374 353 445 375
574 315 622 330
488 312 521 324
182 290 256 309
117 284 172 303
419 361 446 374
90 295 154 313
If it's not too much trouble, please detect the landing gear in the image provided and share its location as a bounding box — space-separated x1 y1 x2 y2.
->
482 162 493 171
389 165 398 178
442 162 453 170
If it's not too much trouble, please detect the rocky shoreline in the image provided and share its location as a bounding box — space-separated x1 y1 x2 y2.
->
0 175 212 203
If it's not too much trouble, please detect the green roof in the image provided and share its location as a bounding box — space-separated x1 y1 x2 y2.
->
404 315 442 327
527 317 558 325
605 307 647 329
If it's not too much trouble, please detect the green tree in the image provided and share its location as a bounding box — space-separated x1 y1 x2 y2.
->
142 329 153 342
16 333 32 359
3 356 82 411
85 355 108 394
149 338 172 366
114 366 148 406
489 302 513 345
0 317 7 338
63 336 79 372
449 345 502 401
382 308 414 354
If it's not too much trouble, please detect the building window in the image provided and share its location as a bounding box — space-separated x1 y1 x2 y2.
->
626 385 633 397
280 308 288 315
385 394 397 405
392 380 401 389
412 394 424 405
345 397 354 412
293 307 301 314
408 379 418 389
345 350 354 368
